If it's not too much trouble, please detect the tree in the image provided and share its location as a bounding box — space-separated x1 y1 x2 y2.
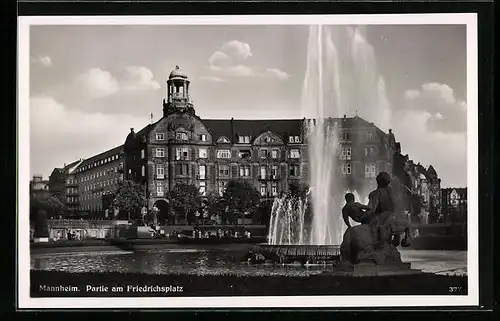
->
32 209 49 239
288 181 310 199
205 191 225 223
112 180 147 222
167 182 201 225
30 195 65 221
221 179 261 224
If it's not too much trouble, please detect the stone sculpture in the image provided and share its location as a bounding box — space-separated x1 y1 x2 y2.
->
340 171 410 265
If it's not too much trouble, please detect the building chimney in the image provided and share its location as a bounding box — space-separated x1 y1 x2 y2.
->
343 114 346 119
389 129 393 133
130 128 134 132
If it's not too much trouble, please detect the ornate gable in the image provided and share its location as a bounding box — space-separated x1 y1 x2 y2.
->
253 131 284 146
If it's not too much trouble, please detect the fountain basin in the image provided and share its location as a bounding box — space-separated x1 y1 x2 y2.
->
247 244 341 265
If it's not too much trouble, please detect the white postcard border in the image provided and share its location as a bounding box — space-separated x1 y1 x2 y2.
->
18 13 479 309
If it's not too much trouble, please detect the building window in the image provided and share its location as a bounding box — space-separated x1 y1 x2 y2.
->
271 149 278 159
342 131 350 141
218 164 229 177
342 163 352 175
175 147 189 160
272 183 278 196
238 150 251 159
199 181 206 196
200 134 207 142
199 165 206 180
271 165 279 178
341 146 352 160
260 166 267 179
157 182 164 197
216 149 231 159
294 136 301 143
289 136 294 143
239 165 251 177
260 149 268 159
176 164 189 176
260 183 267 196
141 149 145 159
198 148 208 159
367 132 374 141
238 136 250 144
141 166 145 177
290 149 300 159
176 132 188 141
365 164 377 178
218 181 226 196
156 164 164 179
155 148 165 158
289 165 300 177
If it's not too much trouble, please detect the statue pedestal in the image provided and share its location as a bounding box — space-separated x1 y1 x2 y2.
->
327 262 424 276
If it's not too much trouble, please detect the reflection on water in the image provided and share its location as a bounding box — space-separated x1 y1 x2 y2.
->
31 245 467 276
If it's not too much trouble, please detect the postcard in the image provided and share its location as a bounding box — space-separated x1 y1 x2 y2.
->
18 13 478 309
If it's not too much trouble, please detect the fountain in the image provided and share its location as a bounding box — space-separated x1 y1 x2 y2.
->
251 25 394 266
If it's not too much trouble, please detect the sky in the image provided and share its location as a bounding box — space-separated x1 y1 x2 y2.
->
28 23 468 187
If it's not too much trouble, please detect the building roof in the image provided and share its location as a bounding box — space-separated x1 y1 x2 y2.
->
50 159 82 177
201 116 380 143
202 118 304 143
169 65 188 79
442 187 467 201
78 145 123 169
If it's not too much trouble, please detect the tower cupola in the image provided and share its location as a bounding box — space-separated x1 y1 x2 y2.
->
163 65 194 116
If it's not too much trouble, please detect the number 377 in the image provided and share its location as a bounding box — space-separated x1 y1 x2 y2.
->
449 286 462 293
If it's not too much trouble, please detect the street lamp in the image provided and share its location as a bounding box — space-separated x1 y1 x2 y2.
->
141 206 148 226
152 206 159 226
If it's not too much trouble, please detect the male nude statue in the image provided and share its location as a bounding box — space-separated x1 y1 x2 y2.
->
342 193 372 229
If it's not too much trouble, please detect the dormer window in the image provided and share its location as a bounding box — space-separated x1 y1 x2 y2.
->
238 136 251 144
217 136 230 144
176 132 188 141
199 134 207 142
294 136 301 143
156 133 165 140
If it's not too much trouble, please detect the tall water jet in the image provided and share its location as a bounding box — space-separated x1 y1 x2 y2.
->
267 24 392 246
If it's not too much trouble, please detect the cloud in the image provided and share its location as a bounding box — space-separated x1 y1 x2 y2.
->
208 51 230 66
221 40 253 60
199 76 226 82
204 40 290 81
75 66 160 99
31 55 52 67
120 66 161 91
395 82 468 187
76 68 120 98
30 96 149 178
265 68 291 80
392 109 467 188
404 82 466 133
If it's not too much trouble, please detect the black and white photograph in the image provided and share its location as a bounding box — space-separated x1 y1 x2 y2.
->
18 14 478 309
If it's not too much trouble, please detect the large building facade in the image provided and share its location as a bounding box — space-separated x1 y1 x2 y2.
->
49 66 441 222
441 187 467 223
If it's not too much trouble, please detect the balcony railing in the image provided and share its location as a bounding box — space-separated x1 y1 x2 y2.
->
259 175 280 180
